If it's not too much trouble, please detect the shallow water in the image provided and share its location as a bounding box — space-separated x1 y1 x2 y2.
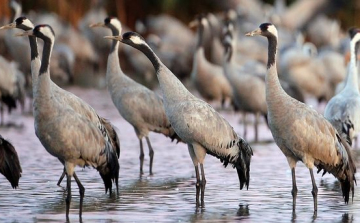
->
0 87 359 223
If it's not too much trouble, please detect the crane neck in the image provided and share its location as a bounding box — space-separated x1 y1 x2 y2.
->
129 40 194 103
133 43 161 71
267 35 277 69
29 36 39 60
344 40 360 92
109 28 120 54
39 40 53 75
10 3 21 22
265 34 285 103
224 33 237 63
196 23 205 49
224 45 233 63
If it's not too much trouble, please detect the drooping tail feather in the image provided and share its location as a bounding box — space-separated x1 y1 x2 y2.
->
108 123 121 158
0 136 22 189
338 135 356 203
341 119 354 146
236 137 253 190
99 117 121 158
97 141 120 195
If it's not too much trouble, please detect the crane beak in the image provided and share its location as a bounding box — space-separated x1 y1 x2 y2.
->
89 22 105 28
0 22 16 30
15 30 34 37
245 28 261 37
104 35 122 41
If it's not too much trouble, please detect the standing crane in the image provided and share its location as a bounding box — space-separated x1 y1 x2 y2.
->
246 23 356 213
17 25 119 220
90 17 180 175
190 14 233 108
105 32 252 207
3 16 120 187
324 28 360 146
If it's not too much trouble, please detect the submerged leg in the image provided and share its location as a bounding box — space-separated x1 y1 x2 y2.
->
200 163 207 207
195 165 201 207
139 139 144 175
309 168 318 213
254 113 259 142
145 136 154 175
73 173 85 218
291 167 298 212
66 174 72 220
57 168 66 186
243 113 247 140
188 144 200 207
0 105 3 126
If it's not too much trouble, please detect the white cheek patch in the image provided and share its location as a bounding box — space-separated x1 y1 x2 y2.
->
110 19 122 31
201 18 209 28
40 26 55 41
130 36 145 45
22 19 34 28
352 33 360 44
267 25 278 38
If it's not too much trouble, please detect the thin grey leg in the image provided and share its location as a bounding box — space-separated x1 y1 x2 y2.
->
139 139 144 175
0 105 3 126
73 173 85 218
145 136 154 175
291 168 298 212
66 174 72 221
200 163 207 207
57 168 66 186
309 169 318 213
243 113 247 140
195 165 200 207
254 113 259 142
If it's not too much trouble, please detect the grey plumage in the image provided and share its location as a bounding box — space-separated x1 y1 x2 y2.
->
324 28 360 146
0 135 22 189
18 24 119 219
10 16 120 187
190 14 233 108
95 17 180 175
222 19 267 142
246 23 356 213
110 31 252 207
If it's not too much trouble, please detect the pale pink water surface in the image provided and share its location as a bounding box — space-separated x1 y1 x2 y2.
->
0 86 358 223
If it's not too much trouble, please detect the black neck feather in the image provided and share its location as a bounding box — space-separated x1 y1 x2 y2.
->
29 36 38 60
267 35 277 69
39 40 52 75
196 23 204 49
135 44 161 71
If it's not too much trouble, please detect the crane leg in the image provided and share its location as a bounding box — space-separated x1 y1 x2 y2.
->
0 104 3 126
200 163 206 207
195 165 200 207
309 168 318 213
73 173 85 218
139 139 144 175
188 144 200 207
57 168 66 186
254 113 259 142
243 113 247 140
65 174 72 221
145 136 154 175
291 167 297 212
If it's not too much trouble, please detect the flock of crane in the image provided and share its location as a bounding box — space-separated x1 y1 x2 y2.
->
0 0 359 221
